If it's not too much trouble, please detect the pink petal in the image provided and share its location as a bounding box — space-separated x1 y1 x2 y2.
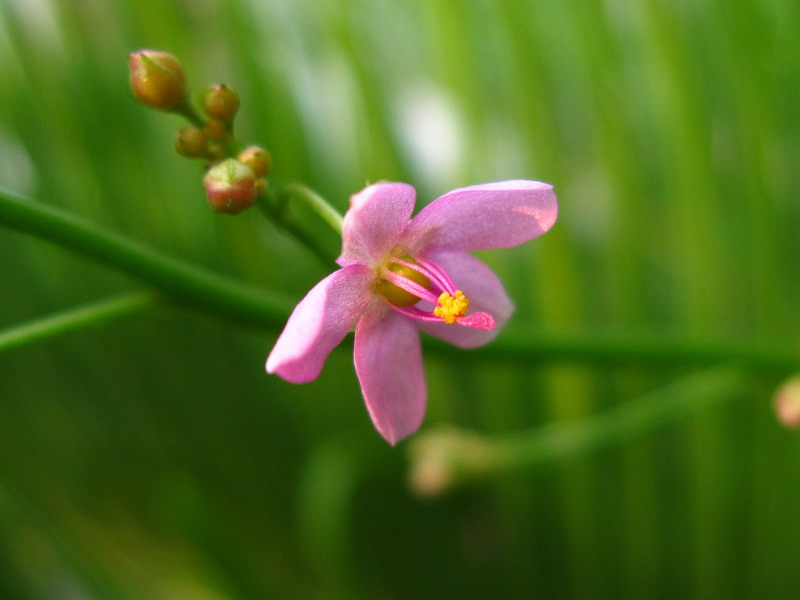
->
401 180 557 253
415 250 514 348
337 182 416 267
266 264 376 383
354 307 426 445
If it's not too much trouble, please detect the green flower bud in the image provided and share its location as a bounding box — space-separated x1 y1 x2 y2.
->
203 158 257 215
128 50 189 112
175 125 208 158
202 84 240 122
237 145 272 178
203 118 227 141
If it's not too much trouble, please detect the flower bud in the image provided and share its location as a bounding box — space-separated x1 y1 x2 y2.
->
407 428 498 496
203 118 227 141
203 159 257 215
202 84 240 122
237 145 272 178
128 50 188 112
175 125 208 158
775 375 800 429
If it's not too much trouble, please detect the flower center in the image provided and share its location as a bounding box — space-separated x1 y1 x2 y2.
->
381 257 431 307
378 253 494 331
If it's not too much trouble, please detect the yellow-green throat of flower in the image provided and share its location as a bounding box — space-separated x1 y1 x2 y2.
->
378 253 492 330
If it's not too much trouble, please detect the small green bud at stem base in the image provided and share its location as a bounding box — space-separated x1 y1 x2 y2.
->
204 119 228 141
237 145 272 178
175 125 209 158
202 84 240 122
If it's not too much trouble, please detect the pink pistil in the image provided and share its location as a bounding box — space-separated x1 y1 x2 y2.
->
382 256 496 331
391 256 456 295
382 270 441 304
412 256 458 292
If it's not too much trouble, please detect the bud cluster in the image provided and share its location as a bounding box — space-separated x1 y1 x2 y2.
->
128 49 272 215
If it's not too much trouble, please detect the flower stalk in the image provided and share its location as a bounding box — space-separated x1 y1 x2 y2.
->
408 367 753 495
280 183 344 236
0 189 292 328
1 187 796 375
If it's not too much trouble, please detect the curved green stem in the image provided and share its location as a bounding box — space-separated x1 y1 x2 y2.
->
408 367 752 494
281 183 343 236
0 190 292 328
256 191 335 266
0 292 156 352
176 101 205 129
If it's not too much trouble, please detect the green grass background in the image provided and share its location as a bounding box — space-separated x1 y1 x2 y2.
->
1 0 799 597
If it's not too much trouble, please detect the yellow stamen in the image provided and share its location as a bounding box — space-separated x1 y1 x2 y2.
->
434 290 469 324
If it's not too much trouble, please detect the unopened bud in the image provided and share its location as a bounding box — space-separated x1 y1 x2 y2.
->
128 50 188 112
237 145 272 178
203 118 227 141
407 428 498 496
202 84 240 122
175 125 208 158
775 375 800 429
203 159 257 215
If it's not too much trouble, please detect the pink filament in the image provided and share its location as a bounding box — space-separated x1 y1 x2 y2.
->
383 256 495 331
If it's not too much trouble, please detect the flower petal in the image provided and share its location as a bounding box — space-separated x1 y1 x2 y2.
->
337 182 416 267
266 264 376 383
415 250 514 348
402 180 558 253
354 307 426 445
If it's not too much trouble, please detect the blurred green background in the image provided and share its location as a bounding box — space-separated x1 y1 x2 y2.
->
1 0 799 597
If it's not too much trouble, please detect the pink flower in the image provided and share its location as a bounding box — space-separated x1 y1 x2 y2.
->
266 180 558 444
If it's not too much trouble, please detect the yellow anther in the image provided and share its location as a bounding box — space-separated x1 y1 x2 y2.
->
433 290 469 324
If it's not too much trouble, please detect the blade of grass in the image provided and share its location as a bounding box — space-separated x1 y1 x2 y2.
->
0 291 156 353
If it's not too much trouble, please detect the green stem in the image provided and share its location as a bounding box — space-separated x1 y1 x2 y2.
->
409 367 751 494
464 330 800 373
0 292 156 352
256 191 335 266
176 101 205 128
0 190 292 328
496 368 747 464
281 183 343 236
0 190 797 373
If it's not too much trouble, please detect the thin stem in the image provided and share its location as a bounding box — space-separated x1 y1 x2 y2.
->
281 183 344 236
408 367 751 494
495 368 747 464
0 292 156 352
176 101 205 128
0 190 292 328
463 330 799 373
256 191 334 266
0 190 797 372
